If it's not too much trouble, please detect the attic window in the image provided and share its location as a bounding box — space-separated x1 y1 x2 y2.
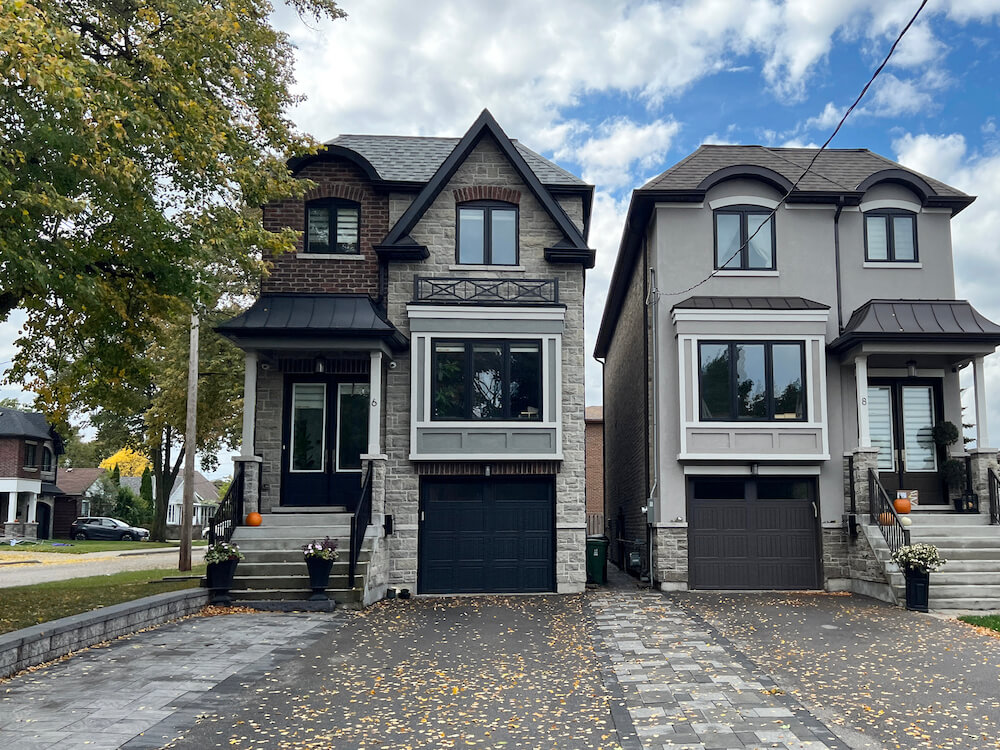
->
306 199 360 254
457 201 518 265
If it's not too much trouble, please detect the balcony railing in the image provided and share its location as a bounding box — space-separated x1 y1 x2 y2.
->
414 277 559 305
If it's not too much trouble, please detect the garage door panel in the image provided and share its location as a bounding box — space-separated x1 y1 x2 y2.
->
689 477 819 590
419 478 555 594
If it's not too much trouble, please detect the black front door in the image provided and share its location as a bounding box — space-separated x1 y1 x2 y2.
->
36 501 51 539
281 377 369 508
868 380 945 505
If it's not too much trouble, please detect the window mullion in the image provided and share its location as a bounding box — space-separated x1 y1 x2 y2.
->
502 343 511 420
464 342 473 420
740 214 749 268
764 343 774 420
483 208 492 265
729 343 738 421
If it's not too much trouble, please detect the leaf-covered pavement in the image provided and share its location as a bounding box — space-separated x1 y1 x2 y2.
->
165 595 623 749
680 592 1000 749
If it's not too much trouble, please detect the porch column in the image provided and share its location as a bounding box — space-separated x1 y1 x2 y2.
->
240 350 258 457
367 351 383 456
973 355 991 449
5 492 16 523
26 492 37 523
855 355 871 448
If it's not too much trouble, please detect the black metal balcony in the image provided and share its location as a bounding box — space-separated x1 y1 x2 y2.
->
413 277 559 305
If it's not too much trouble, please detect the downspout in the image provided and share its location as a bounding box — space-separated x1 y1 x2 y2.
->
646 266 659 589
834 198 845 333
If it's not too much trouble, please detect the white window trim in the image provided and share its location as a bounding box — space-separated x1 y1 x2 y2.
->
709 196 780 210
296 252 365 260
447 264 526 272
859 198 922 214
863 261 922 269
335 382 369 473
407 305 565 322
289 382 327 474
713 270 780 277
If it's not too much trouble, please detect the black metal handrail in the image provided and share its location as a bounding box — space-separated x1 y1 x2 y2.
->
348 461 374 589
208 462 246 545
868 468 910 554
413 277 559 305
989 467 1000 526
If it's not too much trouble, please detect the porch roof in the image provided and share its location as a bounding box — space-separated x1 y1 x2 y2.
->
830 299 1000 353
217 294 408 352
673 296 828 310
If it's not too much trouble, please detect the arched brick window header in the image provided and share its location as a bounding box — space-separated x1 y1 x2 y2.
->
453 186 521 205
304 183 366 204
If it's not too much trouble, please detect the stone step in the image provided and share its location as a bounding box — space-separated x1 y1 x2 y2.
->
908 526 1000 539
920 583 1000 599
270 505 348 513
233 573 364 590
888 571 1000 586
234 537 349 552
253 514 353 527
231 587 363 605
901 536 1000 549
235 526 353 539
926 597 1000 612
237 560 366 577
906 512 993 526
240 548 372 563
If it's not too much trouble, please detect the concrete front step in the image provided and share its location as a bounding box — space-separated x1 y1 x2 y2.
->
235 537 352 552
926 597 1000 612
889 571 1000 586
237 560 365 577
909 526 1000 539
240 548 371 563
235 526 353 539
901 536 1000 549
906 511 992 524
234 573 364 590
270 505 347 513
231 587 363 605
250 514 353 527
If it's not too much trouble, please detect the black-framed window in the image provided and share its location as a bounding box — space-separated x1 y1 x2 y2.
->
305 198 360 254
432 339 541 420
24 442 37 468
714 205 775 270
457 201 518 265
41 447 53 472
699 341 806 421
864 209 917 262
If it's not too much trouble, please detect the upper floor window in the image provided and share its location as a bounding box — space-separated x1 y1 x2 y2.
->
23 442 37 469
432 339 541 420
699 341 805 421
306 198 360 254
714 206 775 270
865 209 917 262
457 201 518 265
41 447 53 472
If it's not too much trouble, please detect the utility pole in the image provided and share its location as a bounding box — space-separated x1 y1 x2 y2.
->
180 311 199 572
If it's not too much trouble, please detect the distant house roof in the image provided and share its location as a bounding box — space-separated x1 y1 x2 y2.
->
673 296 828 311
118 471 220 505
312 135 588 188
56 467 107 496
585 406 603 422
830 300 1000 352
0 408 53 441
217 294 408 352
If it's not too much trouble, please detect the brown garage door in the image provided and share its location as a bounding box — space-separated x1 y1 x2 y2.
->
688 477 820 590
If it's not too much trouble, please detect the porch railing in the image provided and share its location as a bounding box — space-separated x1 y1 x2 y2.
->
413 276 559 305
868 468 910 554
348 461 374 589
208 462 246 545
989 467 1000 526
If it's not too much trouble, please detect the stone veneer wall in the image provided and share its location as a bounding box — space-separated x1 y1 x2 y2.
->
652 527 687 589
255 368 283 512
381 135 588 594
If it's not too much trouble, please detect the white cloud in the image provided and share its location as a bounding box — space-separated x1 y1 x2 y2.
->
570 118 681 191
867 72 937 116
805 101 843 131
894 131 1000 446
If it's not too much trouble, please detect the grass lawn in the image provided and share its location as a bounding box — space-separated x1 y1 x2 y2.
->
4 539 208 554
959 614 1000 633
0 565 207 635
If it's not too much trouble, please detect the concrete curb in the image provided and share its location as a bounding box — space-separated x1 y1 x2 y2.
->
0 588 210 679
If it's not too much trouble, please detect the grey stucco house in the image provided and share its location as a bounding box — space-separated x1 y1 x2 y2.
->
216 110 594 604
596 145 1000 610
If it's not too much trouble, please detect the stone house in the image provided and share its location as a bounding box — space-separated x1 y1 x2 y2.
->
596 145 1000 610
0 407 64 540
217 110 594 604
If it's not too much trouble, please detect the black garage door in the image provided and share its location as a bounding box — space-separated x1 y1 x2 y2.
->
688 477 820 590
419 478 555 594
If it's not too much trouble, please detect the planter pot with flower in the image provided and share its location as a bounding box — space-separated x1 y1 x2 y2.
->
891 543 947 612
204 541 244 604
303 537 339 601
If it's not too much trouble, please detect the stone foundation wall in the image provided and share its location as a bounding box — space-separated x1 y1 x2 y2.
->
652 526 687 588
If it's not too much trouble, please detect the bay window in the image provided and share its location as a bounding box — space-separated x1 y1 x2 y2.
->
432 339 541 420
699 341 805 421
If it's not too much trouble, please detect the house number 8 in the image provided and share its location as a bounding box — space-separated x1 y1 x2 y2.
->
861 397 867 405
372 399 378 407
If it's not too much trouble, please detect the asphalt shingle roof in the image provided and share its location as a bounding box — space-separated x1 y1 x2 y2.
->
0 408 51 440
327 135 587 187
640 145 968 197
55 467 107 496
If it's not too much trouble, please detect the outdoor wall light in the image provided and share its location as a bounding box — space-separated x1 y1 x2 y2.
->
906 360 918 378
314 356 326 373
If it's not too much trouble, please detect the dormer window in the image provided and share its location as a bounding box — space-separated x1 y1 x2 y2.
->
457 201 518 265
865 209 917 262
714 206 775 270
306 199 360 254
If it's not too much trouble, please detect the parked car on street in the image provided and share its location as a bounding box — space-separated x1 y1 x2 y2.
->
69 517 150 541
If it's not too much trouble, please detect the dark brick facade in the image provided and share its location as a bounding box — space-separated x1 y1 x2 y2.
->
262 159 389 297
602 241 650 568
0 437 33 479
585 407 604 517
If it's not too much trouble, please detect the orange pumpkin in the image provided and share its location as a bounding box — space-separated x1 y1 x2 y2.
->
893 497 911 515
878 511 895 527
246 511 263 527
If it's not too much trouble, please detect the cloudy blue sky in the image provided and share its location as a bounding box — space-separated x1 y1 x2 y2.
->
4 0 1000 471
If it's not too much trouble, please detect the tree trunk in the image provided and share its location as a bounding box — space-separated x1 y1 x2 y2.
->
150 426 185 542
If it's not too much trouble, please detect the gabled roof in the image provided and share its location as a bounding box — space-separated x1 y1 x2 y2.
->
375 109 595 267
673 296 828 311
829 300 1000 352
56 467 107 496
0 408 53 441
217 294 408 352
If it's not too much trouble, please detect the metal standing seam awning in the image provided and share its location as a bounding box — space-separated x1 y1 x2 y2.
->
829 299 1000 356
216 294 409 353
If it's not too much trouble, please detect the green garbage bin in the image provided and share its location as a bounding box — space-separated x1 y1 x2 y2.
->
586 535 609 585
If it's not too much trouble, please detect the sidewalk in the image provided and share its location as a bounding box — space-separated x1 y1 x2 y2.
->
0 547 206 588
588 567 849 750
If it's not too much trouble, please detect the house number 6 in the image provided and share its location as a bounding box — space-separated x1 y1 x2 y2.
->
372 399 378 407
